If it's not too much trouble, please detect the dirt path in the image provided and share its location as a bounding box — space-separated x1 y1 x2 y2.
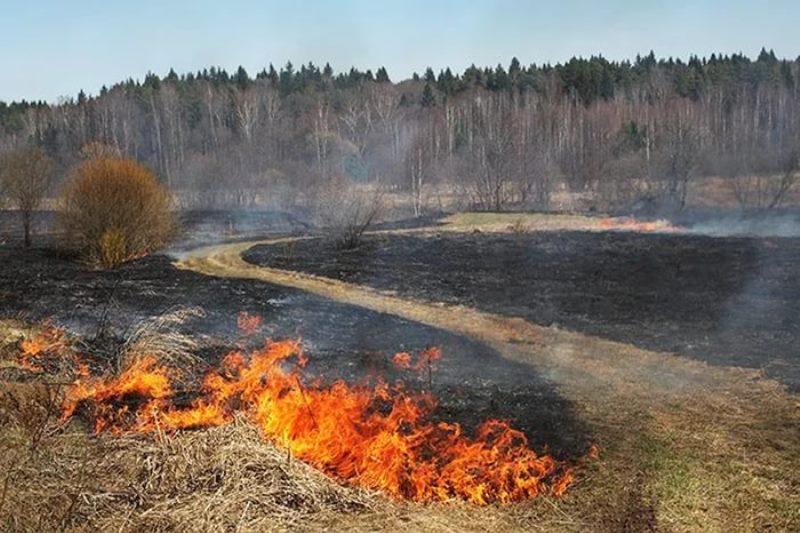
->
176 238 754 401
175 236 800 530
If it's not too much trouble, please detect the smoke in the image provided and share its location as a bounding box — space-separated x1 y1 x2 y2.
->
683 212 800 238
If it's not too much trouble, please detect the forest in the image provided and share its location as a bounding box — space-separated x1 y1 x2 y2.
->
1 49 798 213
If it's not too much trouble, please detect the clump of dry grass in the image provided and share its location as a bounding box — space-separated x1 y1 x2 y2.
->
117 306 206 373
0 412 384 531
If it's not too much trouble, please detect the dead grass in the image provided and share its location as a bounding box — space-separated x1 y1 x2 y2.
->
118 306 206 373
0 320 588 532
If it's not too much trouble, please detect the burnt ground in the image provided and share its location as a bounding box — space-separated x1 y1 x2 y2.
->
0 244 589 458
245 231 800 391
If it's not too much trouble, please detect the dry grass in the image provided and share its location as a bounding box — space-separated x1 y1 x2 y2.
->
118 306 206 373
0 320 589 532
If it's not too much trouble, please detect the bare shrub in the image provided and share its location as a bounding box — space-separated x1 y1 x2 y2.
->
313 176 385 250
59 157 176 267
724 148 799 209
0 147 53 247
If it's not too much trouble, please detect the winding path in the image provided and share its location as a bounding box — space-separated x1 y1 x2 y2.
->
174 237 763 403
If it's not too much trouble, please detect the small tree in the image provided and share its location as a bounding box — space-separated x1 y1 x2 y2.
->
0 148 53 247
60 157 176 267
313 176 385 250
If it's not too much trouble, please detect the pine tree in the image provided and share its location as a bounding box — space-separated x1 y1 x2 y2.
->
376 66 390 83
235 66 250 90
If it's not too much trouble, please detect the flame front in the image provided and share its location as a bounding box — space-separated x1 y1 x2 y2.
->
599 217 683 233
61 340 572 504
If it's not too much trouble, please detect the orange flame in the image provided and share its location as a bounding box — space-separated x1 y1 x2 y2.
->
237 311 263 337
18 322 71 372
599 217 683 233
392 347 442 374
61 340 573 504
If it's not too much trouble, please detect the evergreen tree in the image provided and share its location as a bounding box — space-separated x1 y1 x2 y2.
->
234 66 251 90
376 66 390 83
279 62 295 94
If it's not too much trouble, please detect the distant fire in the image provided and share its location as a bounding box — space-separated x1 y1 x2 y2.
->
599 217 683 233
57 334 574 504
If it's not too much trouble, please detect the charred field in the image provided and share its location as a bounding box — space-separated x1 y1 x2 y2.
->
245 227 800 390
0 243 587 455
1 213 800 531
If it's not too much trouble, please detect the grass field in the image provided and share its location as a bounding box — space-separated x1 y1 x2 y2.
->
1 214 799 531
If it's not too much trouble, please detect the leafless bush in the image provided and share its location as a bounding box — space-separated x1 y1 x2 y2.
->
313 176 385 249
59 157 177 267
722 148 799 209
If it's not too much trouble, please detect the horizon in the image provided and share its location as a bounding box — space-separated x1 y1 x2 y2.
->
2 0 799 103
2 47 796 105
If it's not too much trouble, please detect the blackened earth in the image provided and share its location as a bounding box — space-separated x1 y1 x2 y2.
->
0 244 588 458
245 231 800 391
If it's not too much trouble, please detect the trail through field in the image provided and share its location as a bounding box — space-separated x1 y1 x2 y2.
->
176 236 757 402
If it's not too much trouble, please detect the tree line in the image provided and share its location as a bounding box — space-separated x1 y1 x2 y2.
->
1 49 799 212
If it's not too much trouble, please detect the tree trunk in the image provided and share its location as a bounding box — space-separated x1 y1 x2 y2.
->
22 210 31 248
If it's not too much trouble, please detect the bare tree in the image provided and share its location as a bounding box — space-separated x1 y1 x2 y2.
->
0 148 53 247
655 121 700 210
407 126 434 217
313 176 385 249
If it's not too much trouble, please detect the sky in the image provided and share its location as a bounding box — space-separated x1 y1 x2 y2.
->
1 0 798 102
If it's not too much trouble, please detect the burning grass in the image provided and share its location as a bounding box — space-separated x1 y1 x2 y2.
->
2 311 799 531
3 319 574 514
61 338 573 504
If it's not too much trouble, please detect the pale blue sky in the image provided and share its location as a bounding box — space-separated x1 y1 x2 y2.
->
1 0 798 102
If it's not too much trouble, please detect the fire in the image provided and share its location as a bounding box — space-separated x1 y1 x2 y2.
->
61 339 573 504
391 346 441 372
599 217 683 233
17 322 72 373
237 311 263 336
